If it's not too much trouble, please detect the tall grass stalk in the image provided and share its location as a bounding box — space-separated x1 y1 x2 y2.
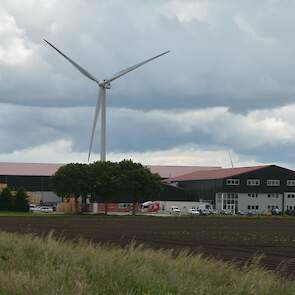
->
0 232 293 294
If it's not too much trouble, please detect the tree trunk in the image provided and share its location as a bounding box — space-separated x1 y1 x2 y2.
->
132 194 137 216
104 202 108 215
81 194 88 212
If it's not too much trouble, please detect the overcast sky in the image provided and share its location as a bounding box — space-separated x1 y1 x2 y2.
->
1 0 295 168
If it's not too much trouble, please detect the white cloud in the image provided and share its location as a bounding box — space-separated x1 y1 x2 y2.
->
235 16 275 44
162 0 211 23
0 138 266 169
0 8 32 65
0 102 294 165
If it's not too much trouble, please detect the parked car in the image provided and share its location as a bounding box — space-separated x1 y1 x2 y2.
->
170 206 181 214
199 208 210 215
29 204 41 212
286 210 295 216
40 206 53 213
209 209 218 215
271 208 281 215
189 208 200 215
220 209 232 215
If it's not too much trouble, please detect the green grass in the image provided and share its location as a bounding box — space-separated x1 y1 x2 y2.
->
0 211 63 217
0 232 293 294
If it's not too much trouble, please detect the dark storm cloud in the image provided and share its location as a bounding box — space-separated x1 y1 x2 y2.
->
1 0 295 111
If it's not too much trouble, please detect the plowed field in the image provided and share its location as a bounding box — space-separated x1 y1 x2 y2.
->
1 215 295 277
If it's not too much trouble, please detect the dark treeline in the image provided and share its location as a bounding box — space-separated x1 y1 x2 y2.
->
0 187 29 211
51 159 162 214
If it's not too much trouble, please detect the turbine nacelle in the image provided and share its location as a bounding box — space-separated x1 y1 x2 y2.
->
98 80 111 89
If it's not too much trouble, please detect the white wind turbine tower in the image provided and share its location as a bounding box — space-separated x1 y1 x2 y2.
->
44 39 169 162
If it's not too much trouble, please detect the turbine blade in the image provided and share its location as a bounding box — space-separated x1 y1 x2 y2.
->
105 50 170 84
44 39 98 83
88 87 104 161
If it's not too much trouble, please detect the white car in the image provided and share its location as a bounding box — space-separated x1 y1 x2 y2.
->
39 206 53 213
170 206 181 214
29 204 41 212
189 209 200 215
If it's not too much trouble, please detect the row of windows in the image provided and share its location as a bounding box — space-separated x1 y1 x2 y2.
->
247 205 259 210
268 193 281 198
226 179 240 185
287 194 295 198
267 179 280 186
226 179 295 186
248 193 282 198
287 180 295 186
248 193 258 198
247 179 260 186
220 193 293 199
217 193 238 200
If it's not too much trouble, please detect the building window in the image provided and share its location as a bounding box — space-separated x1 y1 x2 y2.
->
226 179 240 185
268 193 281 198
248 193 258 198
247 205 251 210
267 179 280 186
247 179 260 186
287 180 295 186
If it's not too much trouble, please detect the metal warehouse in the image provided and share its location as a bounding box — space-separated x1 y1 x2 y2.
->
0 162 294 214
168 165 295 214
0 162 219 206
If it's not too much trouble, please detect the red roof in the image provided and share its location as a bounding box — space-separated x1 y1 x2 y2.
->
0 163 63 176
147 165 221 178
169 165 270 181
0 162 220 178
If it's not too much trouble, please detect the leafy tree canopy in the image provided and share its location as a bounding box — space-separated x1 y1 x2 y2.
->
0 187 12 211
51 163 90 198
15 187 29 212
89 161 121 197
51 160 162 215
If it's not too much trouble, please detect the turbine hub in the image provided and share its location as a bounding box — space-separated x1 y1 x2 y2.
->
99 80 111 89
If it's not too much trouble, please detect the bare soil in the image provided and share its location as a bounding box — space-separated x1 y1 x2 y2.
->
1 215 295 277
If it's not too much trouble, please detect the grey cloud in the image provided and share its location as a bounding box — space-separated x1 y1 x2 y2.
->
0 103 294 165
1 0 295 112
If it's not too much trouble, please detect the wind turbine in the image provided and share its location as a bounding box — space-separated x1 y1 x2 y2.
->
228 150 234 168
44 39 169 162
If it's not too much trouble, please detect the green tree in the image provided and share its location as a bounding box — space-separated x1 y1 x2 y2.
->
118 160 162 215
0 187 13 211
89 161 121 214
14 188 29 212
51 163 91 211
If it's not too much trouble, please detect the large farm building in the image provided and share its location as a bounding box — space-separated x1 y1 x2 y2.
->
0 162 295 214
